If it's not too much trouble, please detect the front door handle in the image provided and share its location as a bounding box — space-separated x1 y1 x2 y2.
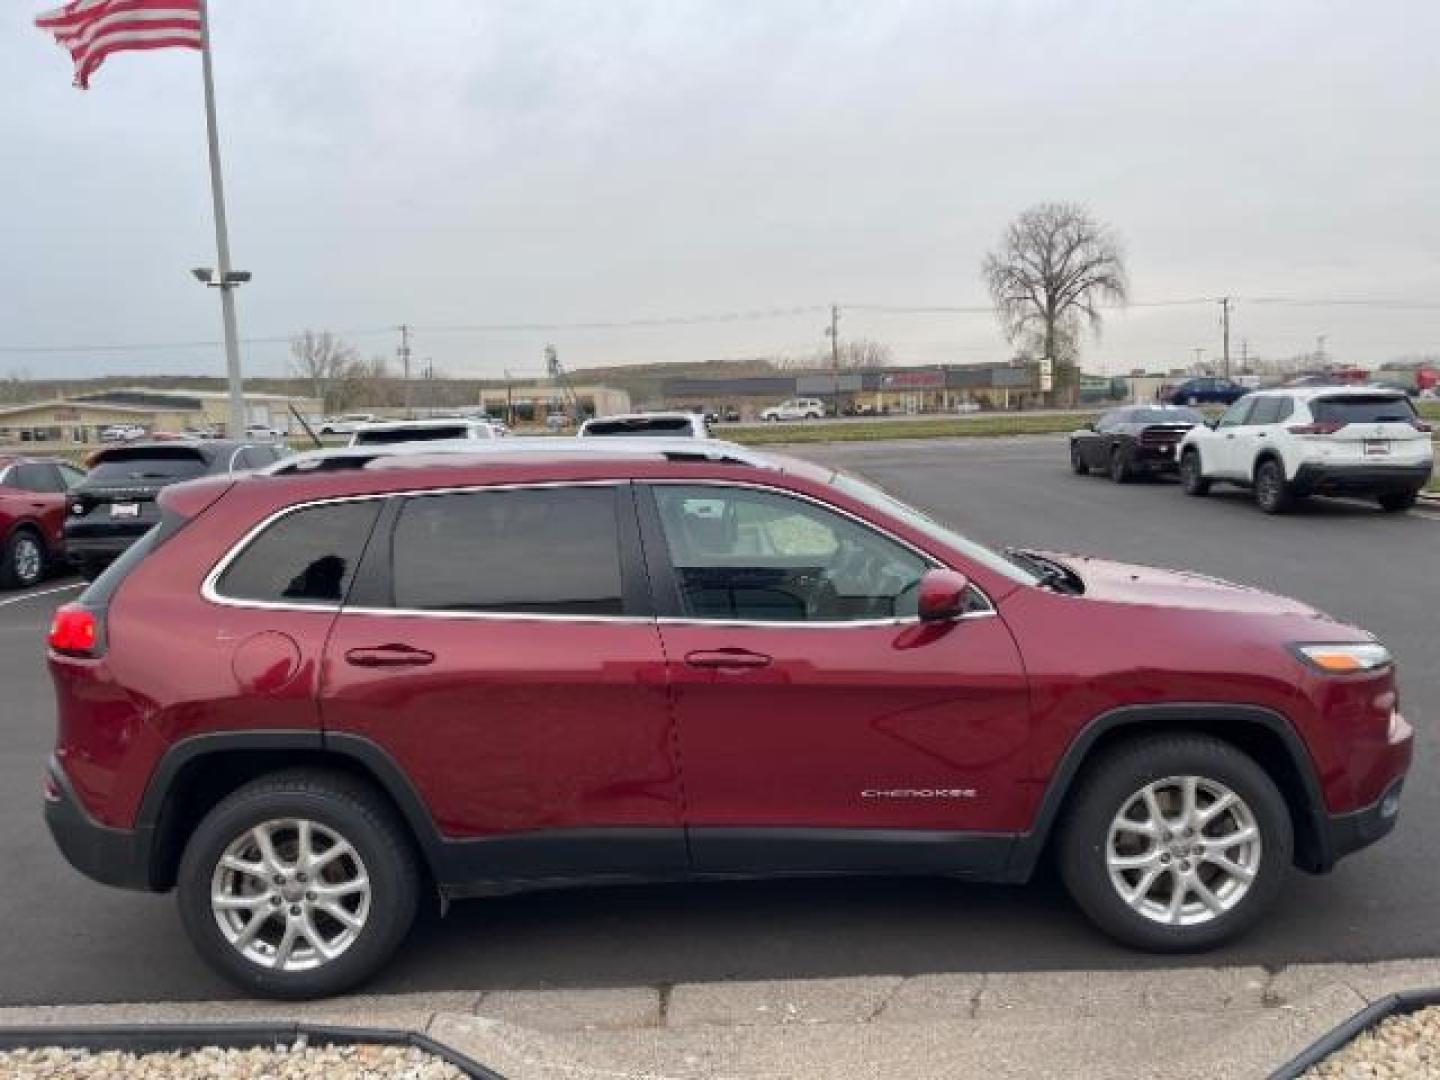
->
345 644 436 668
685 648 772 671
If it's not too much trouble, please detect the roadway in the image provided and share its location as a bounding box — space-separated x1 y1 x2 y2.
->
0 434 1434 1003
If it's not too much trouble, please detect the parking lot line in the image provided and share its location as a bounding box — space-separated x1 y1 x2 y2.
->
0 582 82 609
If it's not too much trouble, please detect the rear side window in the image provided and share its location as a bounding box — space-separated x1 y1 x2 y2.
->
88 449 207 483
1311 395 1417 425
215 500 382 606
584 417 695 437
391 487 624 616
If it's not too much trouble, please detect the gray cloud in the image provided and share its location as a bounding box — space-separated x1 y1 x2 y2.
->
3 0 1437 380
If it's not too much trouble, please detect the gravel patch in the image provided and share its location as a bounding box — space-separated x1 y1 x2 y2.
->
1304 1006 1440 1078
0 1039 467 1078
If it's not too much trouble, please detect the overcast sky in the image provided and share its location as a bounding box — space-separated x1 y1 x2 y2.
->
3 0 1438 381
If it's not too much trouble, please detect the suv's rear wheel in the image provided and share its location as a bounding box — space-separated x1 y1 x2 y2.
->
1179 450 1209 496
176 770 420 999
0 528 46 589
1057 735 1291 952
1378 491 1418 513
1253 459 1292 514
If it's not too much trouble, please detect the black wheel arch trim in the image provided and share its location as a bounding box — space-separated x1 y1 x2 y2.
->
1004 702 1333 881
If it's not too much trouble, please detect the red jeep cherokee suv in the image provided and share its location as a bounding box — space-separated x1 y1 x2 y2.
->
43 440 1412 998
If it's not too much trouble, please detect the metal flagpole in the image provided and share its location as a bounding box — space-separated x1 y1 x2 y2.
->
197 0 246 437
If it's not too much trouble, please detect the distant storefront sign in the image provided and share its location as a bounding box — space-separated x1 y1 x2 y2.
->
881 371 944 389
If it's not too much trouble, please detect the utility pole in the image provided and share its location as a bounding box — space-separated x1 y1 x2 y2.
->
397 324 412 417
1219 297 1232 379
503 369 515 427
824 304 840 413
1239 339 1250 372
1316 334 1328 369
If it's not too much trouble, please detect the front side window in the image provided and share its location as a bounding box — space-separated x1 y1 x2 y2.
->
215 500 382 606
1247 397 1283 425
391 486 624 616
1217 398 1254 428
13 463 63 493
651 484 929 623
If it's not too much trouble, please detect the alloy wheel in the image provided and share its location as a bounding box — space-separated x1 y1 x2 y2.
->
13 536 42 585
1105 775 1262 927
210 818 371 972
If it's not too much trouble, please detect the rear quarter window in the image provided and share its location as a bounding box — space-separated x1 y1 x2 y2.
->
213 500 383 606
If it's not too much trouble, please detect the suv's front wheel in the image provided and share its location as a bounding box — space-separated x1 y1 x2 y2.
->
176 770 421 999
1179 450 1210 496
1057 735 1291 952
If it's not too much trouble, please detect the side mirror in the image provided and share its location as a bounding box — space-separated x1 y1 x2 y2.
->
917 569 972 622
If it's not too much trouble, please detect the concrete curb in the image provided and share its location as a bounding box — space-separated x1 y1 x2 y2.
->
3 962 1439 1079
1267 986 1440 1080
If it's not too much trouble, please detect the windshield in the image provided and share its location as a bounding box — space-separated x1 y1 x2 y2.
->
829 471 1038 587
1311 396 1417 425
1130 408 1204 424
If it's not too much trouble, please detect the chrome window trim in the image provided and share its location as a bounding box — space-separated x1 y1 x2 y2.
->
200 479 629 614
201 475 997 626
640 477 997 623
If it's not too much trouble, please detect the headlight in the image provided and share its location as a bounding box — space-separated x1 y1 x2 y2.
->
1292 642 1393 674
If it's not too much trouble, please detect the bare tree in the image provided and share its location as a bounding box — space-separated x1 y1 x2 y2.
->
982 203 1128 397
776 338 894 372
288 330 357 408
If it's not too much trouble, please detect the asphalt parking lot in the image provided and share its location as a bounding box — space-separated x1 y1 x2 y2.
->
0 434 1434 1006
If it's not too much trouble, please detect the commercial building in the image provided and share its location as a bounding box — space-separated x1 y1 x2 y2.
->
474 384 631 422
0 388 321 445
658 362 1046 417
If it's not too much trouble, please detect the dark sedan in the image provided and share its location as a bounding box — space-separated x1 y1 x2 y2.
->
1166 377 1250 406
65 439 286 579
1070 406 1206 483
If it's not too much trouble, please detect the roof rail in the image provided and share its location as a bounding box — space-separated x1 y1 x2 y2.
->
264 436 773 476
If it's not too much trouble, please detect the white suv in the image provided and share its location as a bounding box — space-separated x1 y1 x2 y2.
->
761 398 825 422
1178 387 1434 513
349 418 501 446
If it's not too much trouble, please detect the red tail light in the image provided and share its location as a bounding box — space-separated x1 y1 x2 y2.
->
1287 422 1344 435
48 604 98 657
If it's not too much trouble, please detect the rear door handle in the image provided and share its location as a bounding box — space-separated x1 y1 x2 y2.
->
685 648 772 671
345 644 435 668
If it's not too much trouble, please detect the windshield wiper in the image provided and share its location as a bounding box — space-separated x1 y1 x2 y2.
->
1004 548 1082 594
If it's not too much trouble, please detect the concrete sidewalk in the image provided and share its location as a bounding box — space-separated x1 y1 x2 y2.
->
4 960 1439 1079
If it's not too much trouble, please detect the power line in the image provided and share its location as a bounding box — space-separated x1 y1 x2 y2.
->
3 294 1438 356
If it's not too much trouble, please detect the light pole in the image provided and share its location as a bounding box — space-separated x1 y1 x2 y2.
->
191 267 251 434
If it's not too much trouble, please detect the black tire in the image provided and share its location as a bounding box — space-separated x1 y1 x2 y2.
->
1179 450 1210 496
1057 734 1292 953
1253 458 1292 514
176 769 421 999
0 528 46 590
1108 445 1132 484
1378 491 1418 513
1070 441 1090 475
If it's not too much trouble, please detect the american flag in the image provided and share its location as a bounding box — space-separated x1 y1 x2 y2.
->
35 0 203 90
